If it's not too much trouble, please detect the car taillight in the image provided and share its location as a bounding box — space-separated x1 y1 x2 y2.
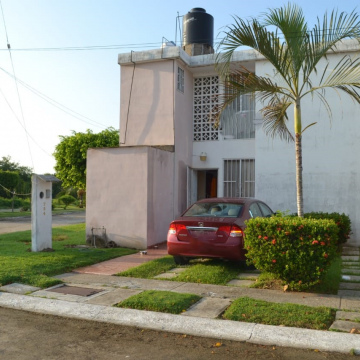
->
229 225 243 237
168 223 186 235
168 223 177 235
217 225 231 235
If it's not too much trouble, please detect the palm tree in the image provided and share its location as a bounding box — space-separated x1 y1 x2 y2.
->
216 4 360 216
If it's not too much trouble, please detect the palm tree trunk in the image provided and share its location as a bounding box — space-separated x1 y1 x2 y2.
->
295 133 304 217
294 100 304 217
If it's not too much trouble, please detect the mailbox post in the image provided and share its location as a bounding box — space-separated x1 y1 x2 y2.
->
31 174 60 252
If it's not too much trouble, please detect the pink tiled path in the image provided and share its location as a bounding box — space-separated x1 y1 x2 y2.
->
74 243 168 275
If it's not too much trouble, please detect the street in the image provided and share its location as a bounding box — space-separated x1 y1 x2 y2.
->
0 212 85 234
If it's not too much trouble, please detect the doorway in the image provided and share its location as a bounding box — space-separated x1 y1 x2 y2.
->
187 168 218 206
197 170 218 199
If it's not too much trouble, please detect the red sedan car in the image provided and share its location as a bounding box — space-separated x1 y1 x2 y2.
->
167 197 273 265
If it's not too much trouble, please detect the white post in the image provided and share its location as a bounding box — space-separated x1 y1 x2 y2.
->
31 174 55 252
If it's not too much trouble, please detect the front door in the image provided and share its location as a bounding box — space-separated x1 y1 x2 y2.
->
187 167 218 207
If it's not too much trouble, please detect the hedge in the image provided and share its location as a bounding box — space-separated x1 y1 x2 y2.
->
0 197 30 209
302 212 351 244
244 216 339 290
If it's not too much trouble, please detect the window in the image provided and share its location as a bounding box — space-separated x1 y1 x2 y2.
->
223 159 255 198
220 94 255 139
183 202 243 217
249 203 261 218
177 67 184 93
193 76 220 141
258 202 273 217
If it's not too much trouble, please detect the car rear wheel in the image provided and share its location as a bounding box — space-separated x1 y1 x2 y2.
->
173 255 190 265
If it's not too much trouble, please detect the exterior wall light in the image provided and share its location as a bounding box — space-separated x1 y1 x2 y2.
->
200 152 207 161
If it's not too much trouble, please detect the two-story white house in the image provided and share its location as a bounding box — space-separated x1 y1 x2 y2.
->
86 8 360 249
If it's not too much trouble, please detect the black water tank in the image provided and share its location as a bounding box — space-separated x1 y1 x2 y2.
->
183 8 214 47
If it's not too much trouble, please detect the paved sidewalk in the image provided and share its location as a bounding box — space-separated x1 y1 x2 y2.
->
73 243 168 275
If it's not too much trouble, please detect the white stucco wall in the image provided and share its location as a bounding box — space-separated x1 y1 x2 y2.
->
86 147 174 249
192 138 256 197
255 55 360 244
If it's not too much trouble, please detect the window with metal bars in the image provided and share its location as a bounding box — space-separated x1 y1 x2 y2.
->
223 159 255 198
177 67 184 93
219 94 255 139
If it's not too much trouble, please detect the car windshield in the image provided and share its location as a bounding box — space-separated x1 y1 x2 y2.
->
183 202 243 217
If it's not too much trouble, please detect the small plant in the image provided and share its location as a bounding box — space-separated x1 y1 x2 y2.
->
58 195 77 209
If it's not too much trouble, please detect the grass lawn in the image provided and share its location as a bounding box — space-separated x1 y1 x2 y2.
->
114 290 336 330
0 224 136 288
223 297 336 330
115 290 201 314
118 255 342 294
118 256 176 278
118 257 244 285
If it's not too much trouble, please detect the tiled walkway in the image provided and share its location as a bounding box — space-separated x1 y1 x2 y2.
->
74 243 168 275
330 245 360 333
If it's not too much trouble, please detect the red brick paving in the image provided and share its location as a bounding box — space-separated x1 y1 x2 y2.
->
74 244 168 275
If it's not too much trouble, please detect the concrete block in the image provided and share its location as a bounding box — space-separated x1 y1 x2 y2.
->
86 288 143 306
341 298 360 311
237 273 259 280
336 310 360 321
338 290 360 298
341 256 360 261
342 269 360 275
341 274 360 281
339 282 360 290
227 279 255 287
0 283 41 295
182 297 231 319
330 320 360 333
154 272 178 279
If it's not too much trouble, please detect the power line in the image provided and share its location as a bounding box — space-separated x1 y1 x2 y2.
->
0 29 354 53
0 66 107 129
0 0 35 170
0 86 52 157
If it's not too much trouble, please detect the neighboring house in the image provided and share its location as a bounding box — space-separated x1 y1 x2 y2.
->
86 8 360 249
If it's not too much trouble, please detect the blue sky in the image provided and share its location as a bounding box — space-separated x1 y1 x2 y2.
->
0 0 358 174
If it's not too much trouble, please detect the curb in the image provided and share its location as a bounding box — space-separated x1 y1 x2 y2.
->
0 292 359 355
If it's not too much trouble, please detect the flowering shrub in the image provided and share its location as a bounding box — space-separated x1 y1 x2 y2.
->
302 212 351 244
244 217 339 290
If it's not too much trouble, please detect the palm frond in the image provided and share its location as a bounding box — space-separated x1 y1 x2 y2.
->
216 17 294 91
215 66 292 120
303 9 360 84
261 95 294 142
315 55 360 104
262 3 309 78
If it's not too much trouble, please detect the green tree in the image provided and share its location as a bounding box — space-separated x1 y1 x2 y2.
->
216 4 360 216
0 156 32 196
0 171 20 198
53 127 119 189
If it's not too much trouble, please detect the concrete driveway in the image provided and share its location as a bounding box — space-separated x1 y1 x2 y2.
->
0 212 85 234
